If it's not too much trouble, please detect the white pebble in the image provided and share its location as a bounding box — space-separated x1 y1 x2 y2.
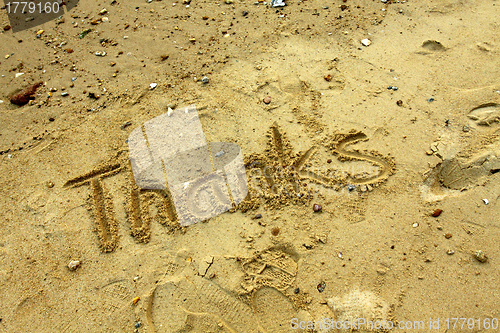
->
361 38 371 46
68 260 81 271
482 198 489 205
150 83 157 90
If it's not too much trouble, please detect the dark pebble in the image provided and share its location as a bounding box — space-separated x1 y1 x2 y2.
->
10 81 43 106
432 209 442 217
88 92 100 99
428 97 435 102
4 25 11 31
396 100 403 106
242 10 248 16
135 322 141 328
317 281 326 292
271 227 280 236
313 204 322 212
327 159 332 163
294 287 300 294
252 213 262 219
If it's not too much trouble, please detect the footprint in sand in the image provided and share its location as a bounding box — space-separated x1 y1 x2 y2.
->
467 103 500 126
139 245 305 332
327 289 390 331
424 102 500 193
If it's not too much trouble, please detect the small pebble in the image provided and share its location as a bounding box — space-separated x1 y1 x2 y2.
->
482 198 489 205
428 97 435 102
347 184 356 191
446 249 455 255
432 209 442 217
391 86 398 91
324 74 332 82
361 38 371 46
412 222 419 228
327 159 332 163
88 92 100 99
68 260 81 271
474 250 488 263
133 297 140 305
317 281 326 292
252 213 262 219
61 92 69 97
271 227 280 236
202 76 209 84
10 81 43 106
444 233 452 239
135 322 141 328
150 83 157 90
263 96 271 104
463 125 470 132
294 287 300 294
396 100 403 106
242 10 249 16
313 204 322 212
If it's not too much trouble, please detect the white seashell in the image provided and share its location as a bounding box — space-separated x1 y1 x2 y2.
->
68 260 81 271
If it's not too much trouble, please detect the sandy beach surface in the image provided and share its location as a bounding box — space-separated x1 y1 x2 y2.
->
1 0 500 332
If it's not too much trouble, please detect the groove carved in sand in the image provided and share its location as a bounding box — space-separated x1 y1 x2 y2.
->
64 154 179 252
239 125 395 211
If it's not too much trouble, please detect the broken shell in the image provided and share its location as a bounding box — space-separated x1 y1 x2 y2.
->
68 260 81 271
